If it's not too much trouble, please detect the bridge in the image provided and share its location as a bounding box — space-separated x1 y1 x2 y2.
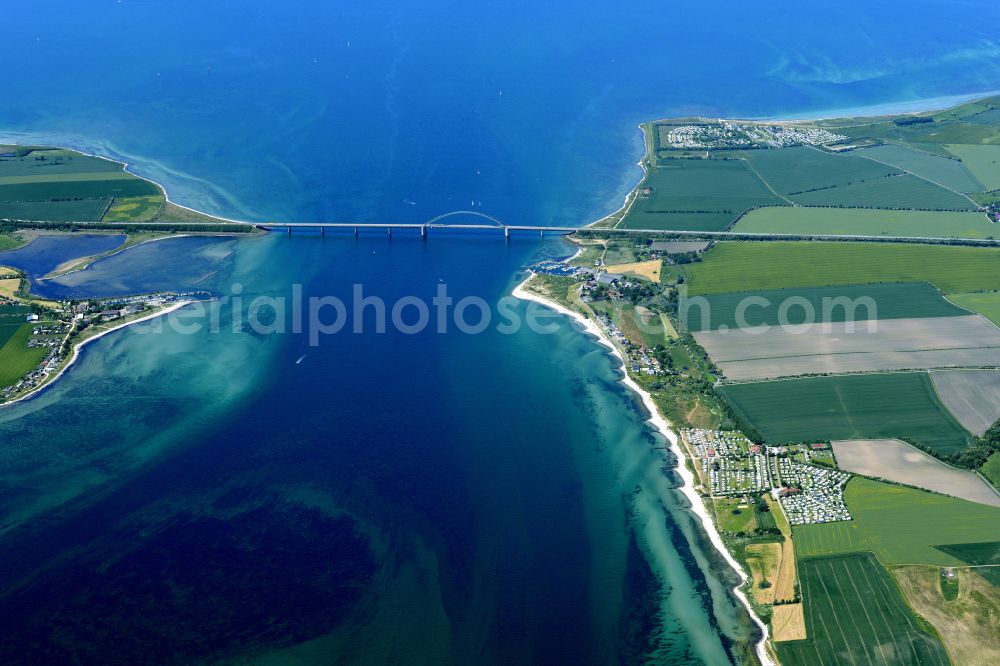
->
257 210 575 238
257 222 575 237
253 219 1000 248
28 205 999 247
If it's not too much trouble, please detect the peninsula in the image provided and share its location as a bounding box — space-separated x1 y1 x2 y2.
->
0 144 252 404
517 95 1000 666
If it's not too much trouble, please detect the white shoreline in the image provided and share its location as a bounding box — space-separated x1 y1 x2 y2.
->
772 89 1000 123
642 90 1000 131
0 135 256 225
512 275 775 666
1 300 194 407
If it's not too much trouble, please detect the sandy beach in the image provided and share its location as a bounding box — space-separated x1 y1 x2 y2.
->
512 274 775 666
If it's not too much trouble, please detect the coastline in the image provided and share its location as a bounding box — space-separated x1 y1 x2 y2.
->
0 139 262 408
512 274 775 666
640 89 1000 133
0 133 256 226
772 88 1000 122
1 300 194 408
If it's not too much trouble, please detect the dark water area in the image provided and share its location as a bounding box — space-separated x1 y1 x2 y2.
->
1 0 999 663
0 233 749 664
0 234 125 281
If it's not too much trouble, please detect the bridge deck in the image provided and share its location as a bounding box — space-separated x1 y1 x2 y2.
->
258 222 572 231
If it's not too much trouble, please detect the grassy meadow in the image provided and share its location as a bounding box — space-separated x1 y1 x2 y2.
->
982 452 1000 489
890 566 1000 666
713 498 757 533
0 235 25 251
0 322 50 387
947 291 1000 327
103 196 165 222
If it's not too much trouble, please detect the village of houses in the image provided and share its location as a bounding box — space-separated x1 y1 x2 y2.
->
531 250 671 378
683 428 852 526
1 292 192 402
530 246 854 529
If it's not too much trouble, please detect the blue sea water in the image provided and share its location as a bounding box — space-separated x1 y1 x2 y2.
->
1 1 1000 663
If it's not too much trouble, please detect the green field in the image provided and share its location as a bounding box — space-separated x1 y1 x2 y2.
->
966 108 1000 126
0 234 24 250
776 553 950 666
790 173 977 210
0 171 135 186
0 178 160 202
103 196 165 222
935 540 1000 587
833 116 1000 151
934 541 1000 565
945 144 1000 191
0 198 110 222
588 300 670 347
0 150 124 177
0 305 31 317
934 98 1000 123
742 146 897 195
947 291 1000 327
732 206 995 238
714 498 757 533
618 158 783 231
683 282 967 332
0 322 21 348
0 322 49 387
719 373 972 455
983 452 1000 489
794 478 1000 565
856 143 985 192
683 241 1000 295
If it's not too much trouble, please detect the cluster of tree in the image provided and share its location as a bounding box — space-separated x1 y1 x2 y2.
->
0 220 255 234
645 209 733 215
893 116 934 126
899 431 997 471
669 251 701 265
617 281 658 304
958 419 1000 469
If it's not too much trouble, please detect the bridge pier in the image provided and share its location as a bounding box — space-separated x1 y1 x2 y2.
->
287 226 291 236
387 227 392 237
421 225 426 238
539 229 543 237
354 226 358 237
320 226 325 237
504 226 510 238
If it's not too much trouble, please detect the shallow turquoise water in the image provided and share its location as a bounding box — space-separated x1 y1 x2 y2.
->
1 1 999 663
